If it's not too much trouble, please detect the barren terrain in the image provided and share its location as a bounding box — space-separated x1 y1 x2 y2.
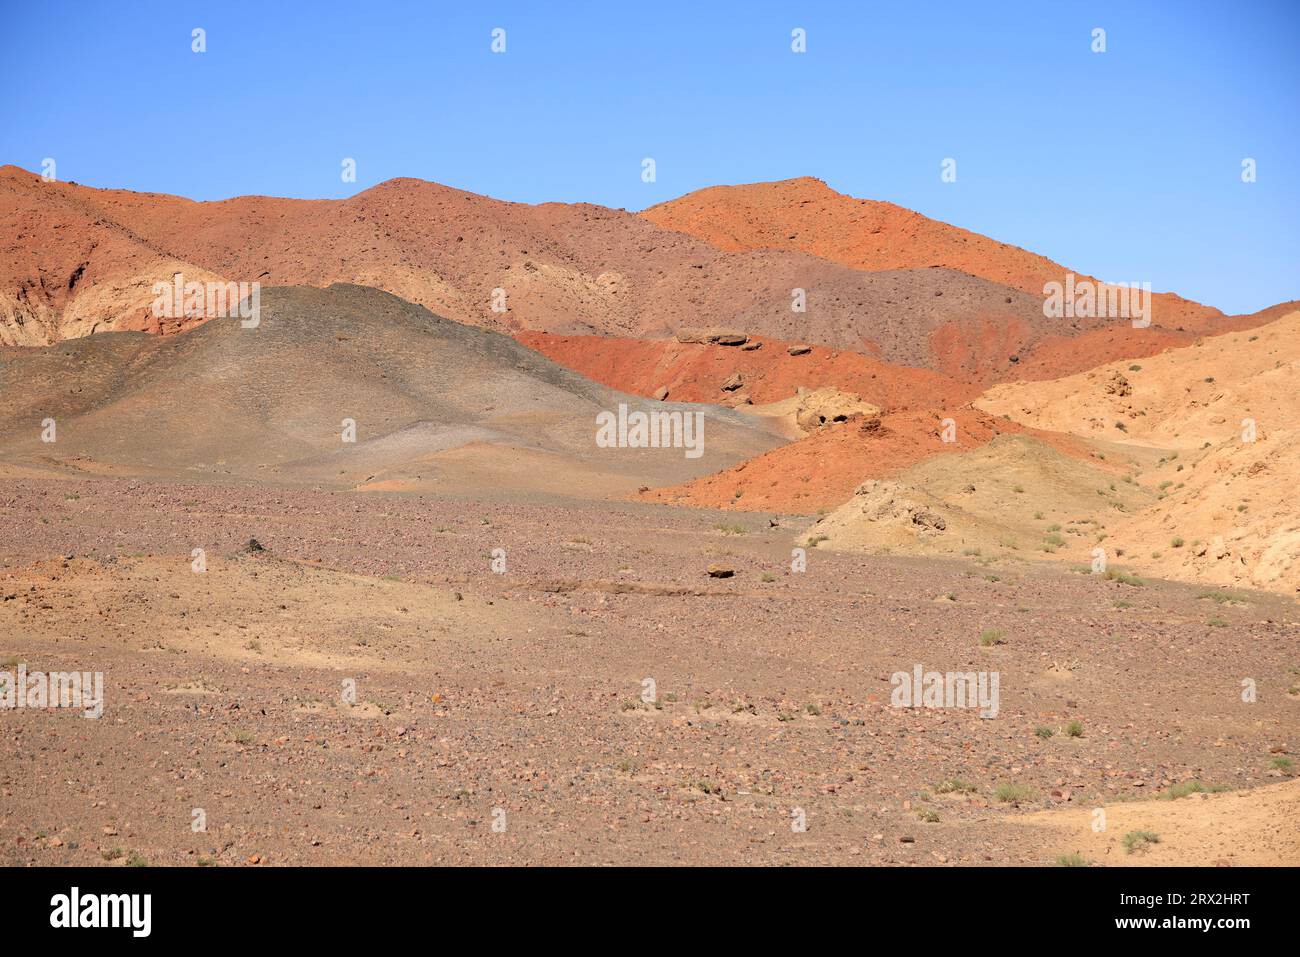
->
2 478 1295 866
2 172 1296 869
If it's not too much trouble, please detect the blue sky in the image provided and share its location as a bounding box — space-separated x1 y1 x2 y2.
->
2 1 1296 314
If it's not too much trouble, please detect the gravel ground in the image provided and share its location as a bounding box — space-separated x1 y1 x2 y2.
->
1 477 1296 866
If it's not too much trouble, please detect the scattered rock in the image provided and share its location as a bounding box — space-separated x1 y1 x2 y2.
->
912 509 946 531
787 344 812 356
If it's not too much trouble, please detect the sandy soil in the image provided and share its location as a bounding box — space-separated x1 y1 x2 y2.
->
977 312 1300 449
1015 779 1300 867
809 434 1154 561
636 410 1106 514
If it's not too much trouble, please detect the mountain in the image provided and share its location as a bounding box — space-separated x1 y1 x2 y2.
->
0 284 781 497
640 176 1222 329
5 167 1276 383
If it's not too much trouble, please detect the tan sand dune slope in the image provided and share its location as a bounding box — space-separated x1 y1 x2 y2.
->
806 434 1151 560
1097 430 1300 594
976 311 1300 449
973 311 1300 594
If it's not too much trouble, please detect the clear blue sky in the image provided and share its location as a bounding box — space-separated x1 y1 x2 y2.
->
3 1 1296 314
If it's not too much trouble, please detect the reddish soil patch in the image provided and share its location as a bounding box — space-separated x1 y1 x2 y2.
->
927 314 1035 382
636 408 1097 514
518 332 978 410
522 330 1107 514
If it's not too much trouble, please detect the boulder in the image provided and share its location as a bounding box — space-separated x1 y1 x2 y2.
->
1104 371 1132 397
786 386 879 433
712 331 749 346
676 327 749 346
